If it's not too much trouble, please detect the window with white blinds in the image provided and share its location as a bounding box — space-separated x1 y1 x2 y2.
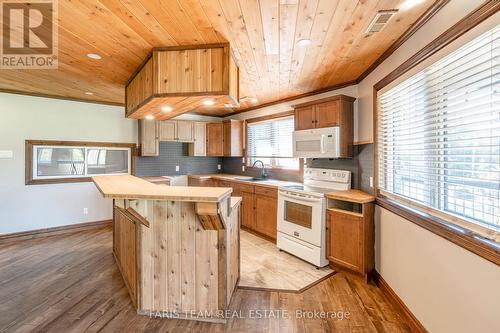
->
378 26 500 235
247 116 299 169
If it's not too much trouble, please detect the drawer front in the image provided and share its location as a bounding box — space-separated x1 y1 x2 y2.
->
218 180 233 188
254 185 277 198
232 181 254 194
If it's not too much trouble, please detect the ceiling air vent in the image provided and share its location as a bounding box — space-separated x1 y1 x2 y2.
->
365 10 398 34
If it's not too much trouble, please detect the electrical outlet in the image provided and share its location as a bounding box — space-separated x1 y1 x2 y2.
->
175 165 180 172
369 176 374 188
83 207 88 215
242 166 245 172
217 164 221 170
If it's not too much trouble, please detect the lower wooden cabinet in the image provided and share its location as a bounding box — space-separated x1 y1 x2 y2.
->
240 190 256 230
254 194 277 239
327 210 363 272
206 179 277 240
326 202 374 280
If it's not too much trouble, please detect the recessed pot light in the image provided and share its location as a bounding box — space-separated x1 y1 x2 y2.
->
84 91 94 95
250 98 258 103
87 53 102 60
145 115 154 120
202 99 215 106
296 39 311 47
161 105 173 112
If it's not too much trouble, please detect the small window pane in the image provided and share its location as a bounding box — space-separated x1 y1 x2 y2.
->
86 149 129 175
36 147 85 177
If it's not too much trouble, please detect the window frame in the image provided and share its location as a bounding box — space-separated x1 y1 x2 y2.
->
372 8 500 266
244 111 304 174
25 140 137 185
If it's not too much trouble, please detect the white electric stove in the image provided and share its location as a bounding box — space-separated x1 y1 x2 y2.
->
277 167 351 267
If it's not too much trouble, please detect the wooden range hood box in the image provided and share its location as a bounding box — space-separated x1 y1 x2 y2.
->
125 43 239 120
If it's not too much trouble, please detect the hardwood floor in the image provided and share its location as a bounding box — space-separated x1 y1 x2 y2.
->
0 226 412 333
240 230 334 292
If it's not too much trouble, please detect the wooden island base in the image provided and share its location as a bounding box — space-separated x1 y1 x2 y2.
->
93 175 241 323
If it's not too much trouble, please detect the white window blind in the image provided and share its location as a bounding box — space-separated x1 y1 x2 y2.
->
378 26 500 235
247 116 299 169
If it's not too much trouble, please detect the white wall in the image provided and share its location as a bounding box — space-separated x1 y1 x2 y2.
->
375 207 500 333
0 93 137 234
356 1 500 332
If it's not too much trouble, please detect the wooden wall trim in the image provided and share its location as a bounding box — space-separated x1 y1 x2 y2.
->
245 110 294 124
231 80 358 115
0 219 112 243
25 140 137 185
373 271 427 333
374 0 500 91
376 197 500 266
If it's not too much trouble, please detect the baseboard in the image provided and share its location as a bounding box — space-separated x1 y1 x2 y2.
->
240 226 276 244
0 219 112 243
373 271 427 333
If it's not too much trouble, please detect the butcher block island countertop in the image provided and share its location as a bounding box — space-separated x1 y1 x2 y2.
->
93 175 231 202
91 175 241 323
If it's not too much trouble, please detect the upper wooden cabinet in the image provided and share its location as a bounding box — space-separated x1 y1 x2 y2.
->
159 120 193 142
294 105 315 130
126 44 239 120
188 122 207 156
206 121 244 157
139 119 243 157
158 121 176 141
293 95 355 130
294 94 355 157
206 123 224 157
139 120 158 156
175 121 194 142
223 120 244 157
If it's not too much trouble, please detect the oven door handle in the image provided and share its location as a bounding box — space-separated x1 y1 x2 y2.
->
279 191 322 203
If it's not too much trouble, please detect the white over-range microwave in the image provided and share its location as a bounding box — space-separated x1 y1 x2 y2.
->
292 126 340 158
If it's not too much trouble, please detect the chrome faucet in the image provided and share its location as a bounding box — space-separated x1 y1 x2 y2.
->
252 160 268 179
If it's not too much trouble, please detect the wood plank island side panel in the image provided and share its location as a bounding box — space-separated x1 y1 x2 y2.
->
135 199 226 315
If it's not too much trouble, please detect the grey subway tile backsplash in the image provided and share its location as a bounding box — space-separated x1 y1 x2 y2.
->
135 142 221 176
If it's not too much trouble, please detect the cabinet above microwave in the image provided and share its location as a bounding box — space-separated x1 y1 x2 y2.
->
292 95 355 158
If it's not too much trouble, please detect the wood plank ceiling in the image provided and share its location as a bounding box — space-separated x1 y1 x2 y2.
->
0 0 437 116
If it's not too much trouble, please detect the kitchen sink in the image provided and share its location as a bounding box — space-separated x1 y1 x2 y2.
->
235 177 267 181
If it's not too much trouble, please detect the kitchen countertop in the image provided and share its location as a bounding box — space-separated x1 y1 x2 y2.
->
188 174 375 202
92 175 231 202
325 189 375 204
188 173 302 189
